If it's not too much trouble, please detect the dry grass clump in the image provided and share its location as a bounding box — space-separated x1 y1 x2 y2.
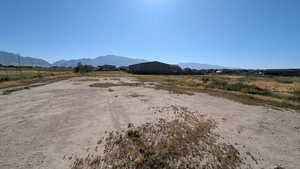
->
78 78 99 82
128 93 144 98
71 106 242 169
2 86 30 95
89 82 140 88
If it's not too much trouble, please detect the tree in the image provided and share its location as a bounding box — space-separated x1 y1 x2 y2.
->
73 62 94 73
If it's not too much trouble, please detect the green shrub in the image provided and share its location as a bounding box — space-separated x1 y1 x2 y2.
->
127 129 141 138
205 79 228 89
0 76 10 82
293 90 300 96
35 73 44 78
201 77 209 83
276 79 293 84
289 90 300 102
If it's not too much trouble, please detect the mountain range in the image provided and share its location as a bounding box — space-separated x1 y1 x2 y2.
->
52 55 147 67
179 62 228 70
0 51 228 69
0 51 51 67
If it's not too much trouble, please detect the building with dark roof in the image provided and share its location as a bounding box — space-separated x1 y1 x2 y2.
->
129 61 182 74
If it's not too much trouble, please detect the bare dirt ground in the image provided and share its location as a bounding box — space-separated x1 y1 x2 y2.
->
0 77 299 169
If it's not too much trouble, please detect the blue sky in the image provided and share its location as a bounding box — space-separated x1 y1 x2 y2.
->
0 0 299 69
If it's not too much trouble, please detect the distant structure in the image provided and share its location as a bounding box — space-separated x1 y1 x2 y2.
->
119 66 129 72
129 61 182 74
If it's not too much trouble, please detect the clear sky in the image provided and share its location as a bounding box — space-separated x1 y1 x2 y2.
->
0 0 299 69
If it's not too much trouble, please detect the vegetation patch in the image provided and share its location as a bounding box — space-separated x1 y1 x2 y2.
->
71 106 243 169
0 68 77 89
289 90 300 102
89 82 140 88
276 79 293 84
205 80 272 96
73 63 95 73
2 86 30 95
293 90 300 97
78 78 99 82
0 76 10 82
154 84 194 95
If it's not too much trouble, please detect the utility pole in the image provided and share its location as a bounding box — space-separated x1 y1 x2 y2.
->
18 55 22 75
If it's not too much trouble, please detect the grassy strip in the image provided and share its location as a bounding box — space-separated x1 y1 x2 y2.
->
89 82 141 88
2 86 31 95
289 90 300 102
77 78 99 82
0 70 77 89
0 70 72 81
0 77 76 95
0 74 77 89
205 80 272 96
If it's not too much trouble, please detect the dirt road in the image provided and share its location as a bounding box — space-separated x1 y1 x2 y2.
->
0 77 299 169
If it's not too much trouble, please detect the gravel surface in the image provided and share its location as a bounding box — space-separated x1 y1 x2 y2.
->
0 77 299 169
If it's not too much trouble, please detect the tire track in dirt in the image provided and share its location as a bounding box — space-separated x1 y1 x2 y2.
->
106 90 131 130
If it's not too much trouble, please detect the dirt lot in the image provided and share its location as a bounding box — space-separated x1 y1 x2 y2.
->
0 77 299 169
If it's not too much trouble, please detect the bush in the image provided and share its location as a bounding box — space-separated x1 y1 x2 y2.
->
201 77 209 83
276 79 293 84
205 79 228 89
289 90 300 102
73 63 95 73
0 76 10 82
127 129 141 138
293 90 300 96
35 73 44 78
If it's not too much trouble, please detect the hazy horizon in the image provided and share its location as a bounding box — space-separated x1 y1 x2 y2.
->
0 0 299 69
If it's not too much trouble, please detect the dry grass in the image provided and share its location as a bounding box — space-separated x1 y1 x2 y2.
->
2 86 31 95
248 81 300 93
89 82 141 88
128 93 144 98
82 72 300 110
2 70 299 110
0 69 76 89
78 78 99 82
71 106 243 169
